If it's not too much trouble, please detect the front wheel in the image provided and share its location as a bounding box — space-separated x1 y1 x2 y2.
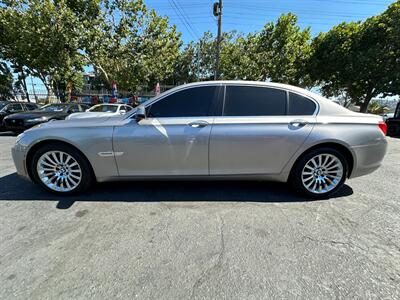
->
31 143 93 195
290 148 348 199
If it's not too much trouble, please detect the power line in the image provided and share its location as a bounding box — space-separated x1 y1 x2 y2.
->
168 0 199 39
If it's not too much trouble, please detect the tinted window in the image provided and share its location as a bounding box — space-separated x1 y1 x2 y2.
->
148 86 220 118
125 106 132 111
80 104 90 111
68 105 80 113
223 86 286 116
25 103 38 111
7 103 23 112
288 92 316 115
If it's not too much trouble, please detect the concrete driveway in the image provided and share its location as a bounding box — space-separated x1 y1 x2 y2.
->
1 133 399 299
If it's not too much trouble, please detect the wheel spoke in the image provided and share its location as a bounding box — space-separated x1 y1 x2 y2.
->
302 153 344 194
37 150 82 192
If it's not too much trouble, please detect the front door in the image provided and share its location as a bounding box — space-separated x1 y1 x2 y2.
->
113 85 223 176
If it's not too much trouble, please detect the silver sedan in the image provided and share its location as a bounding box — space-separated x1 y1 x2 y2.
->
12 81 388 198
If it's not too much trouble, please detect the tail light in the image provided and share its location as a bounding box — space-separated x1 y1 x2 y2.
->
378 121 387 135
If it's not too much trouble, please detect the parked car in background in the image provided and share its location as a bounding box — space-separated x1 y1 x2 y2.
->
386 102 400 137
66 103 133 120
0 101 39 131
3 103 90 133
382 112 394 122
12 81 388 198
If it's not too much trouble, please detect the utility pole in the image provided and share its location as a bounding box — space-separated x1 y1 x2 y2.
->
213 0 222 80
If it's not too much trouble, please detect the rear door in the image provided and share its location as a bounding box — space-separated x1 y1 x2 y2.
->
209 85 317 175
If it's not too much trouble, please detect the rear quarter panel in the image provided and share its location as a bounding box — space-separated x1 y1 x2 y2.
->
280 115 387 180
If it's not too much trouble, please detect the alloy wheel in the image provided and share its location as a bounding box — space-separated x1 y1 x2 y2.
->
301 153 344 194
36 150 82 192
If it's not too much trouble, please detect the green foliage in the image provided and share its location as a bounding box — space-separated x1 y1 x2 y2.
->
307 1 400 112
255 13 312 86
367 102 390 115
0 61 13 100
83 0 181 90
169 14 312 85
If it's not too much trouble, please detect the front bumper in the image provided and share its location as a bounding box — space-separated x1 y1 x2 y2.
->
11 144 31 181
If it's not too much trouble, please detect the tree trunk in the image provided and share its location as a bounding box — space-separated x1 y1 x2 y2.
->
359 95 373 113
20 70 30 102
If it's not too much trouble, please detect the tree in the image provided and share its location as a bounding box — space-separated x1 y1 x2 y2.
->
307 1 400 112
255 13 312 86
83 0 181 91
0 0 86 99
0 61 13 100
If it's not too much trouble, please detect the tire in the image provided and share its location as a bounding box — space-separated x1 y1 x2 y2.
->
289 147 348 199
31 143 94 195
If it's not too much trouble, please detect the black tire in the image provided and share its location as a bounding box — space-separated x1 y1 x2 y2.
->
289 147 348 199
31 143 94 195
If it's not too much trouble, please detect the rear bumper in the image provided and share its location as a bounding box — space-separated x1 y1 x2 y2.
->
350 138 388 178
11 144 31 181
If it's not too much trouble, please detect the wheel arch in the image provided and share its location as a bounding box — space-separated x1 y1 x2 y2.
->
290 142 355 178
26 139 95 183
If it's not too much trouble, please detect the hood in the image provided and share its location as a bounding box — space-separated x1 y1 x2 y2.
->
6 111 67 120
28 114 128 132
68 112 119 119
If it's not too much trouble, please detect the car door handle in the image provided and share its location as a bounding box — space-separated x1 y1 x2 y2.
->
188 121 209 128
289 119 309 128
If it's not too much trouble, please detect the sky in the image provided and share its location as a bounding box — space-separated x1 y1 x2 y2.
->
28 0 395 95
144 0 394 44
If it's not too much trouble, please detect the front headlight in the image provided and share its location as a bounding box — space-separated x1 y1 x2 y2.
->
25 116 48 123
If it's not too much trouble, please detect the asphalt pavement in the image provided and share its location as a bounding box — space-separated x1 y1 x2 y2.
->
0 132 399 299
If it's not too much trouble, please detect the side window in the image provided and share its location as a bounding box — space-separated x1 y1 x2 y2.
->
147 86 221 118
7 103 23 112
69 105 80 113
223 86 287 116
288 92 316 115
125 106 132 112
79 104 89 111
25 103 37 111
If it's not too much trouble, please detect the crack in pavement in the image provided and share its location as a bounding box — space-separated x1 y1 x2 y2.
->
190 214 225 299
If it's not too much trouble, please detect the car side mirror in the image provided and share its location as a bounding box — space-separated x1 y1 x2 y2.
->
135 106 146 121
85 109 90 112
120 109 127 115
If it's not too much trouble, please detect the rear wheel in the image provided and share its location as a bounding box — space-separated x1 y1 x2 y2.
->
290 148 348 199
31 143 93 195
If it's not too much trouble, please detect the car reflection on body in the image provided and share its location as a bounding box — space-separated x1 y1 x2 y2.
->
12 81 387 198
66 103 133 120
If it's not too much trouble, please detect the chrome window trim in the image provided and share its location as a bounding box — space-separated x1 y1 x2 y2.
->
125 81 320 120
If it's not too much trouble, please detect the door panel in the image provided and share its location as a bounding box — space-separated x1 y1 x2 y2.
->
209 117 315 175
113 117 213 176
113 84 223 176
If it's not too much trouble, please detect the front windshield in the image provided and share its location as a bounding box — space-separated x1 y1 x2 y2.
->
39 104 67 112
89 105 119 113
